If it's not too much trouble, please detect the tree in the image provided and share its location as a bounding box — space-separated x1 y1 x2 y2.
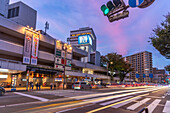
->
165 65 170 73
149 13 170 59
101 52 133 82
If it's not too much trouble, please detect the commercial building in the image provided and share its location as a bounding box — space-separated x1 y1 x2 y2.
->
0 1 109 88
153 68 166 83
69 27 101 66
124 51 153 82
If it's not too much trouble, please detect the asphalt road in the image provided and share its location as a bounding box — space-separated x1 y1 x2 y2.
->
0 86 169 113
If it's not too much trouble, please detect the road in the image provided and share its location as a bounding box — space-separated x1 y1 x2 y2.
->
0 86 169 113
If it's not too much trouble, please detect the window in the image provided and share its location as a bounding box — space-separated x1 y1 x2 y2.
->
8 7 19 18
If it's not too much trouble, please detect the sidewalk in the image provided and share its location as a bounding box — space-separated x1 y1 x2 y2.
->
5 87 51 92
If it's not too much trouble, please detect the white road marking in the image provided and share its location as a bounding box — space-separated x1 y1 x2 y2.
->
111 97 141 108
127 98 151 110
144 99 161 113
100 96 133 106
14 92 49 102
163 101 170 113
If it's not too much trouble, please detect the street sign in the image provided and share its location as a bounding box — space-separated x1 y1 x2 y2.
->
136 74 140 78
149 73 153 78
138 0 155 8
128 0 144 8
143 74 146 78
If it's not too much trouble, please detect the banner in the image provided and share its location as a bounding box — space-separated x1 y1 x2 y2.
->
23 30 32 64
31 33 40 65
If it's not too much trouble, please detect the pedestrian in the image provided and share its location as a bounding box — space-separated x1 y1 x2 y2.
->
31 82 34 90
39 82 41 90
36 82 39 90
54 83 56 90
50 83 53 90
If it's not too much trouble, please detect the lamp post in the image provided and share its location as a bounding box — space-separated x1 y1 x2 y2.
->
107 61 113 83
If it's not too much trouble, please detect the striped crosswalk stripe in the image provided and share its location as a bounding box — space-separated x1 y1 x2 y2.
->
127 98 151 110
100 96 133 106
163 101 170 113
145 99 161 113
111 96 142 108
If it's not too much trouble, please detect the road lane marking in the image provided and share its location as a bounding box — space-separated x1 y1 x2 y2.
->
84 87 161 104
144 99 161 113
86 93 149 113
100 96 133 106
23 100 82 111
14 92 49 102
55 104 95 113
70 87 157 100
163 101 170 113
127 98 151 110
111 97 141 108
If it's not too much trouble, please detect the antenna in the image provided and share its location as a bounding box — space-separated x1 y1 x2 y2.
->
45 21 49 35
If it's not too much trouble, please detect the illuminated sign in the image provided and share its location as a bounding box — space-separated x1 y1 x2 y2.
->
23 30 32 64
31 33 40 65
78 35 92 45
71 32 91 37
0 75 8 78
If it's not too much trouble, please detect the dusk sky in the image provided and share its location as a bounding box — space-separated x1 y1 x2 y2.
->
11 0 170 69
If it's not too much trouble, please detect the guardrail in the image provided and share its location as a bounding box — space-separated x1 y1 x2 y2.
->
138 107 148 113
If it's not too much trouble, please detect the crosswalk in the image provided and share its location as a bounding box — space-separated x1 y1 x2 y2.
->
97 97 168 113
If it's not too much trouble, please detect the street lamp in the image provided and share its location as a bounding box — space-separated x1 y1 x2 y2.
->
107 61 114 83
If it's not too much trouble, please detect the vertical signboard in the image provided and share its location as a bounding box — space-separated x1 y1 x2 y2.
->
23 30 32 64
31 33 40 65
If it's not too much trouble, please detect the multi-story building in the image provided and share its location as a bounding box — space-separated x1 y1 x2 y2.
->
7 1 37 29
0 0 9 18
124 51 153 82
153 68 165 83
0 1 109 88
69 27 101 66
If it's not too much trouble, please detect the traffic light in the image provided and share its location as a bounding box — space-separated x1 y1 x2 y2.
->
101 4 109 15
107 1 115 11
113 0 122 7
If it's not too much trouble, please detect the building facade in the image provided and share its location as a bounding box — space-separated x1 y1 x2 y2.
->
125 51 153 83
69 27 101 66
153 68 166 83
0 1 109 88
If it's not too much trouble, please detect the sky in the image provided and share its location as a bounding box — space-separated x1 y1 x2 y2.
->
10 0 170 69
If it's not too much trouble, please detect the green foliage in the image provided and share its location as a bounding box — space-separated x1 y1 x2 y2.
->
149 13 170 59
101 52 134 82
165 65 170 72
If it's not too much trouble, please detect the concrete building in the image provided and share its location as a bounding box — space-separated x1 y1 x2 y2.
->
0 1 109 88
124 51 153 82
0 0 9 17
69 27 101 66
153 68 166 83
8 1 37 29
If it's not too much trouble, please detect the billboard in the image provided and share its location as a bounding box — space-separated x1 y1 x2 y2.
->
78 34 92 45
23 30 32 64
31 33 40 65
